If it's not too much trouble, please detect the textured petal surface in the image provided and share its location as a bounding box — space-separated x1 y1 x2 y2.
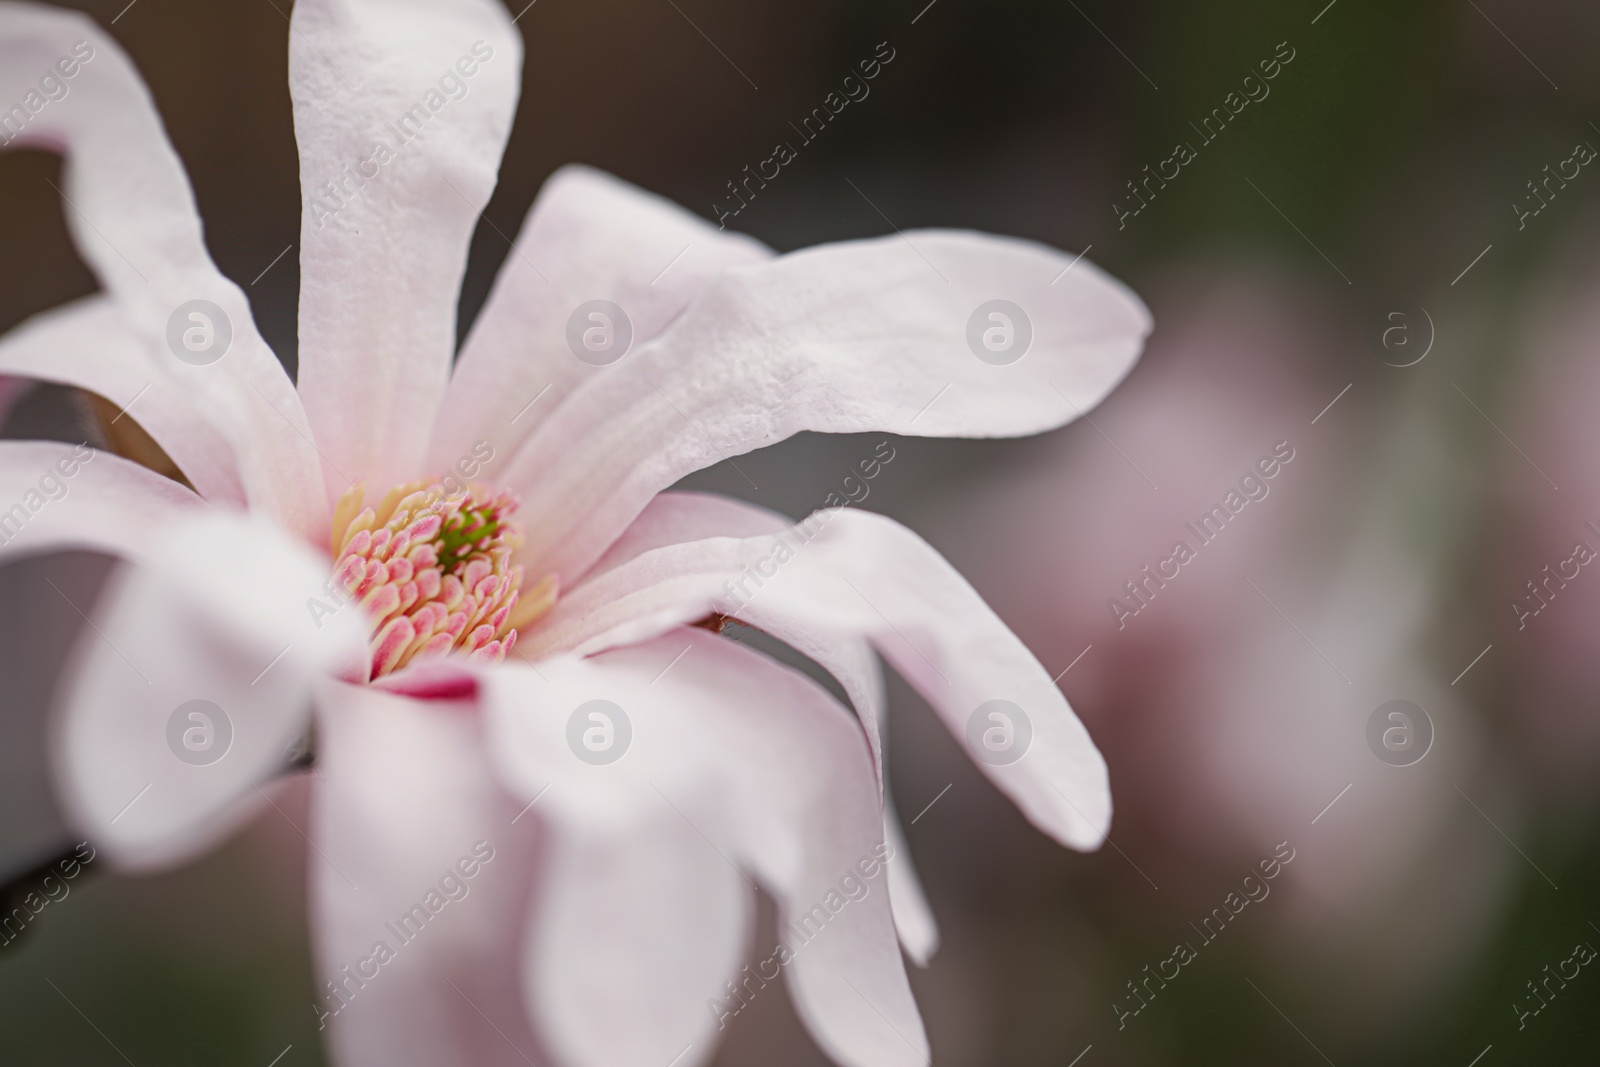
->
290 0 522 494
585 490 792 576
581 491 941 961
51 512 369 869
312 681 542 1067
0 2 325 533
528 507 1112 851
500 230 1150 582
482 629 929 1067
428 166 771 475
0 296 244 504
0 440 204 563
521 790 751 1067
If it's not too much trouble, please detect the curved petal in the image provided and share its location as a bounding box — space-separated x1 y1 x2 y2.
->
523 794 752 1067
0 3 325 534
761 623 938 965
881 789 938 966
50 511 370 869
290 0 522 494
583 491 941 962
527 507 1111 851
311 680 543 1067
587 489 791 575
427 166 771 475
482 629 929 1067
0 440 205 561
0 296 245 505
502 230 1150 582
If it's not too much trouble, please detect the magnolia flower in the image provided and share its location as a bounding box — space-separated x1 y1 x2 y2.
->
0 2 1147 1065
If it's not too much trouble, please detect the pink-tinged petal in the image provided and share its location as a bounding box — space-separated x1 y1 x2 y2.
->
482 629 929 1067
882 790 938 966
371 658 478 701
0 441 205 563
530 507 1111 852
586 489 793 577
584 490 941 961
51 513 370 870
428 166 771 473
756 631 941 966
521 801 750 1067
290 0 522 494
311 680 541 1067
0 297 245 505
0 5 326 534
501 230 1150 582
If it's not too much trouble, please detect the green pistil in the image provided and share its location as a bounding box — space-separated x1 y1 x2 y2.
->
434 504 505 574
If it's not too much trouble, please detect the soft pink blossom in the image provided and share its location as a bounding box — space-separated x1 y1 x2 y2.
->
0 2 1148 1065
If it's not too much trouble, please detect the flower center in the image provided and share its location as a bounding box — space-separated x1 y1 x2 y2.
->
329 479 554 679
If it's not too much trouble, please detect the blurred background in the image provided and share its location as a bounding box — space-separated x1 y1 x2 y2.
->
3 0 1600 1063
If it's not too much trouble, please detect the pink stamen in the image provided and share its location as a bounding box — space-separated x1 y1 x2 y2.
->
330 478 553 680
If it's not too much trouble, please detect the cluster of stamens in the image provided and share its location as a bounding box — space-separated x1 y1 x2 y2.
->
329 479 554 679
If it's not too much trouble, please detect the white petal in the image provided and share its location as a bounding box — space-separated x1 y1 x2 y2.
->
528 507 1111 851
568 490 942 963
0 440 204 562
501 230 1149 582
51 512 369 869
524 798 751 1067
604 494 946 962
882 789 938 966
290 0 522 493
428 166 770 475
0 4 326 534
482 630 930 1067
586 489 791 576
0 297 244 505
311 681 541 1067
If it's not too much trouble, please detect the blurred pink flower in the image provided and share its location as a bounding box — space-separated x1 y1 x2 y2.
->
920 269 1343 863
0 2 1148 1065
1500 256 1600 800
917 268 1507 1032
